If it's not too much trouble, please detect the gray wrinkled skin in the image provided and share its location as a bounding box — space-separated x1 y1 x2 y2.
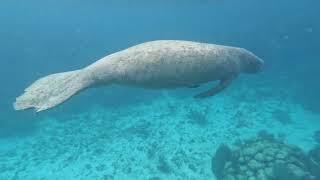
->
14 40 263 112
85 40 263 88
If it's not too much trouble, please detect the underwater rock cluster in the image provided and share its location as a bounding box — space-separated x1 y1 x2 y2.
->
212 131 320 180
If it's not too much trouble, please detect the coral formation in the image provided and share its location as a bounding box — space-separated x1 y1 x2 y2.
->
212 131 320 180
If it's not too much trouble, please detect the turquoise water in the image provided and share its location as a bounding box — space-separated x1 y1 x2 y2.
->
1 0 319 179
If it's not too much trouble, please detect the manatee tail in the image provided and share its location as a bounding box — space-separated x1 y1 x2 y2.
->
14 69 93 112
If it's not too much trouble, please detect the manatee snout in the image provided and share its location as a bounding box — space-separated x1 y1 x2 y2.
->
255 57 264 72
239 49 264 74
250 56 264 73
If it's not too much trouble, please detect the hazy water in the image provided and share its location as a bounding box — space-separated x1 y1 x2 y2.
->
0 0 319 178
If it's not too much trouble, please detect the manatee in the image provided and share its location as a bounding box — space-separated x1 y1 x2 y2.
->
14 40 264 112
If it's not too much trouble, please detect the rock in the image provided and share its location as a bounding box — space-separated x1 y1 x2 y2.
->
239 165 247 172
236 175 246 180
264 155 274 162
248 159 263 170
243 155 251 162
255 153 264 162
274 163 308 180
264 167 273 177
288 164 307 177
239 156 245 163
212 144 232 180
226 167 234 174
292 148 307 161
255 142 265 152
212 132 319 180
288 156 303 166
264 147 276 157
276 152 286 160
225 175 235 180
275 159 286 165
245 170 254 177
257 169 268 180
243 147 256 156
224 161 232 169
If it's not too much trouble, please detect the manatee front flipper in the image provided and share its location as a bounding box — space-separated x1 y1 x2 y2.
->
194 76 235 98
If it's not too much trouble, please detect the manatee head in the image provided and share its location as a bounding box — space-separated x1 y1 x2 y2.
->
238 48 264 73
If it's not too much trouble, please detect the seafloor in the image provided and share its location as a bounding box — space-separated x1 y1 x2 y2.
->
1 77 319 180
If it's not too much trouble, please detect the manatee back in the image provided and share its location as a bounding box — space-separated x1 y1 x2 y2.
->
106 40 242 88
